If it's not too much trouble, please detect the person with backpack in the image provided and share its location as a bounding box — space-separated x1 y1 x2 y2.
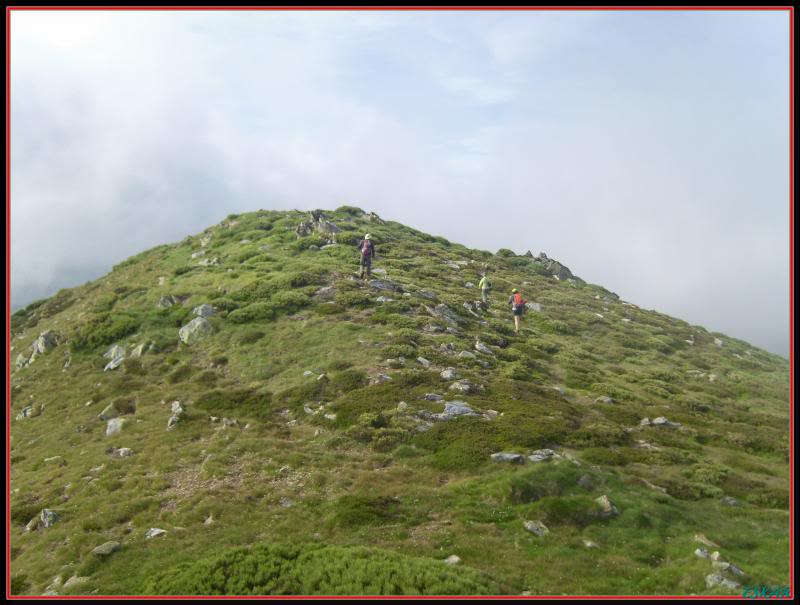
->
508 288 525 334
357 234 375 279
478 272 492 304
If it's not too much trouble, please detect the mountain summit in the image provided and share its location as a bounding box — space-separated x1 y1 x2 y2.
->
10 207 790 596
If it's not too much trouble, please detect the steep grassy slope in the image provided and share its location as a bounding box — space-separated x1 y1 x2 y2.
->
9 207 790 596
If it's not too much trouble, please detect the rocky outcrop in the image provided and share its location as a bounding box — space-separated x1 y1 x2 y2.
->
179 317 213 345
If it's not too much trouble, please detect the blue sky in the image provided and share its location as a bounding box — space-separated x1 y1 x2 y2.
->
10 9 790 357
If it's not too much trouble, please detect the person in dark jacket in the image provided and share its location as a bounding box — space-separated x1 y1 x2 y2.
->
357 234 375 279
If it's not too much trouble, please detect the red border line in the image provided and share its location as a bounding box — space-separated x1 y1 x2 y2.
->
5 4 794 601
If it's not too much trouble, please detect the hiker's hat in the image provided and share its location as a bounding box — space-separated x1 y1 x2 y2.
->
365 234 372 240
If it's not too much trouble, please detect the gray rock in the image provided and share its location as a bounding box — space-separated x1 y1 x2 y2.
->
714 338 724 347
640 417 651 426
368 279 403 292
44 456 65 466
523 520 550 536
375 296 394 303
440 367 459 380
370 373 392 385
32 330 58 354
130 343 147 358
416 357 431 368
193 304 215 318
98 403 119 421
457 350 476 359
464 282 475 288
26 509 60 531
491 452 525 464
198 257 220 266
595 396 614 404
695 547 710 559
157 295 179 308
651 417 681 428
103 356 125 372
15 353 30 369
594 495 619 517
15 405 34 421
427 303 460 325
705 574 740 590
396 401 408 412
104 344 126 360
222 418 238 428
92 541 121 556
145 528 167 539
436 401 478 420
179 317 214 345
113 447 135 458
525 302 542 312
423 393 444 401
313 286 337 300
106 418 127 437
167 415 181 430
444 554 461 565
474 341 494 355
170 401 184 415
712 561 745 577
63 576 90 590
528 449 557 463
418 290 438 300
721 496 739 507
449 379 478 394
694 533 719 548
583 539 599 549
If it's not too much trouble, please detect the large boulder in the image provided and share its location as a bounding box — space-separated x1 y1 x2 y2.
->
32 330 58 355
179 317 214 345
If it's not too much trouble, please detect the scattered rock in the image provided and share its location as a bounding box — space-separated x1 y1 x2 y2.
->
714 338 724 347
651 417 681 428
145 528 167 539
449 379 478 394
594 495 619 518
457 350 476 359
694 533 719 548
26 509 60 531
179 317 214 345
193 304 215 318
92 541 121 556
106 418 127 437
368 279 403 292
491 452 525 464
523 520 550 536
396 401 408 412
474 340 493 355
375 296 394 303
440 367 459 380
369 373 392 385
130 343 147 358
444 554 461 565
416 357 431 368
712 561 745 577
63 576 90 590
705 574 740 590
423 393 443 401
156 295 179 308
44 456 66 466
595 396 614 404
720 496 739 507
15 405 34 421
32 330 58 355
418 290 437 301
112 447 135 458
528 449 559 463
583 539 599 549
525 302 542 312
695 547 710 559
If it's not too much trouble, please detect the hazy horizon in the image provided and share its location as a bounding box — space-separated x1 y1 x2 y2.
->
10 10 791 359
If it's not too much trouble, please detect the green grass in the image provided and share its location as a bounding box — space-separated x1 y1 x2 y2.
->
9 208 790 596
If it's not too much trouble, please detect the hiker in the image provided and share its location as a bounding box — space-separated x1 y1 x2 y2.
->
478 272 491 304
357 233 375 279
508 288 525 334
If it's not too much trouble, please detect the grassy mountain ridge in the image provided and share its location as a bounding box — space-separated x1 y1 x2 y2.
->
9 207 790 595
